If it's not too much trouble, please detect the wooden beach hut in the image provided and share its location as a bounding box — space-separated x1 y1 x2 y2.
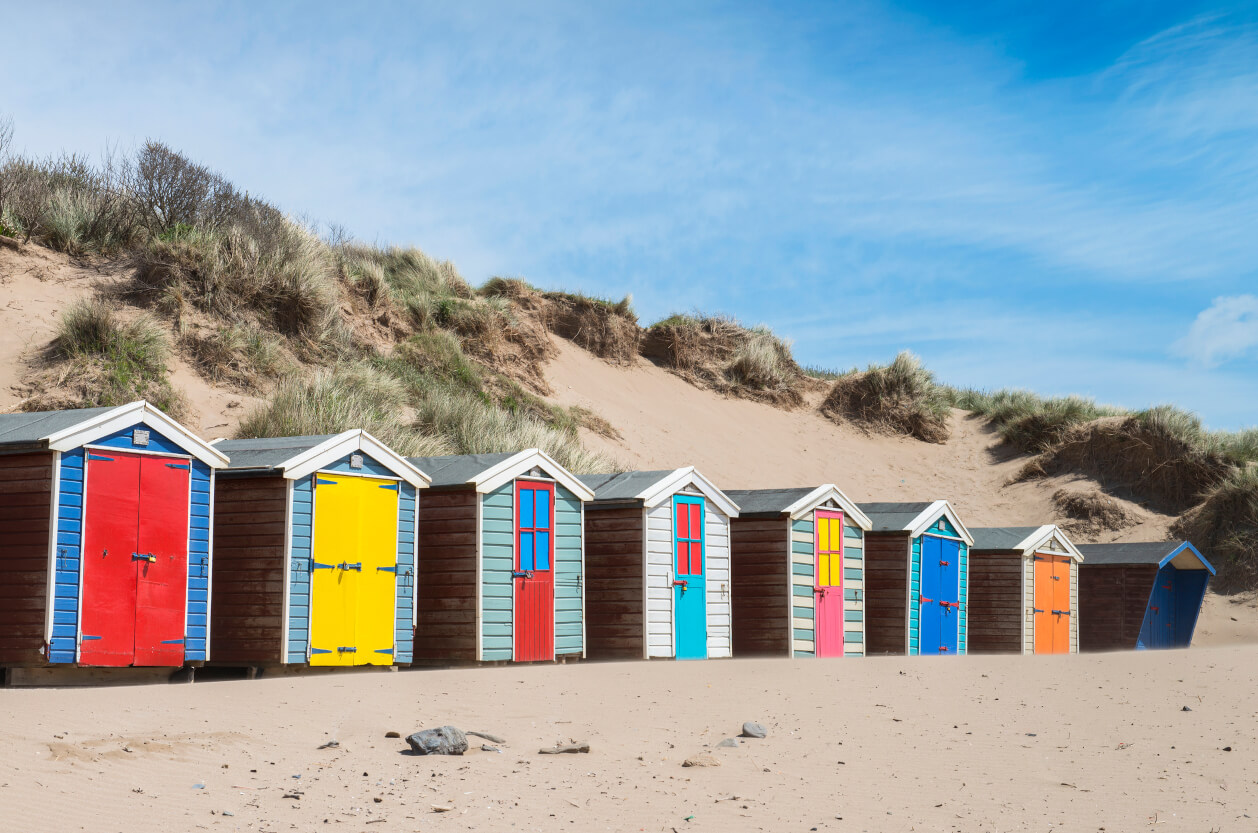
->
1075 541 1214 651
967 525 1083 655
860 501 974 656
579 468 740 661
0 401 227 668
725 486 872 659
408 450 593 664
209 431 430 667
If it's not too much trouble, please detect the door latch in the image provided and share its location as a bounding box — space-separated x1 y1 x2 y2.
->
131 552 156 563
673 579 688 588
512 570 533 579
337 562 362 572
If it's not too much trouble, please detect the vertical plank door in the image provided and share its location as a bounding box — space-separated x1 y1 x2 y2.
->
514 480 555 662
310 473 361 666
80 451 143 666
1033 554 1071 654
1140 565 1177 650
673 496 707 659
357 477 400 665
132 455 191 666
919 535 960 655
814 510 845 658
1050 556 1072 653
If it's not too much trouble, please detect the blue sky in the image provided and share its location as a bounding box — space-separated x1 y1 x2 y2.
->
4 1 1257 428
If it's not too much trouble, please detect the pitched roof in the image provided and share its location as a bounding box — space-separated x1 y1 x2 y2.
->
578 470 678 501
406 452 519 488
970 526 1044 551
859 502 935 532
213 435 339 471
1076 541 1214 573
722 487 818 516
578 468 739 515
0 405 118 447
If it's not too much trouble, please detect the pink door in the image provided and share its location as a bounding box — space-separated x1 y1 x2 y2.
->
814 510 845 657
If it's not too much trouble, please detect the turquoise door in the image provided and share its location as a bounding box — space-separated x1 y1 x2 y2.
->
673 496 707 659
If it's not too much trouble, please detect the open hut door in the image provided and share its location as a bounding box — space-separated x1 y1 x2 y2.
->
514 480 555 661
1139 565 1179 649
673 495 707 659
81 450 190 667
919 534 960 655
814 510 845 658
1033 554 1072 654
310 473 398 666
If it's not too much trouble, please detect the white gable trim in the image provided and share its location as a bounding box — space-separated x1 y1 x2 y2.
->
473 448 594 501
43 400 229 468
783 484 872 529
279 430 431 487
636 467 740 517
1019 524 1084 562
904 499 975 545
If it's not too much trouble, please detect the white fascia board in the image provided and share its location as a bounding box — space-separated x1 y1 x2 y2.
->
783 484 872 529
44 400 230 468
637 467 740 517
1020 524 1084 562
905 499 975 545
473 448 595 501
280 429 431 488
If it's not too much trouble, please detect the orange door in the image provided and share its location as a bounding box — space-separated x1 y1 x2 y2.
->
1033 554 1071 654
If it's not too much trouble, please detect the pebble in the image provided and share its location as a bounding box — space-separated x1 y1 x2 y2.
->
683 753 721 768
741 722 767 739
717 738 740 748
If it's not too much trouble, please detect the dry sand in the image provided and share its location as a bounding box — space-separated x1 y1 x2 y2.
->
3 649 1256 832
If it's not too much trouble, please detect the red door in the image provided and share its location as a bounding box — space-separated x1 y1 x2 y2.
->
133 455 191 666
814 510 845 657
80 451 142 666
514 480 555 661
79 449 190 667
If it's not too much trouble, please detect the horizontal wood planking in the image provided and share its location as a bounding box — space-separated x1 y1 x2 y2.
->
1079 563 1157 652
863 531 910 655
584 506 645 659
730 516 790 657
210 475 287 664
966 550 1023 654
414 488 479 662
0 452 53 665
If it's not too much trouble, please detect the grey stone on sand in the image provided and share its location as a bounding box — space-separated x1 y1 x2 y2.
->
406 726 468 756
741 722 767 739
717 738 740 748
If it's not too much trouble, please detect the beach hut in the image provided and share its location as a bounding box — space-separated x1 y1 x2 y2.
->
725 486 872 658
1075 541 1214 651
208 431 429 667
408 450 593 663
0 401 227 668
967 525 1083 655
579 468 740 661
860 501 974 656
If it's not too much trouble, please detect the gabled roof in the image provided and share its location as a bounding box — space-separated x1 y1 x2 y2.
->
407 449 594 500
579 467 739 517
970 525 1083 561
0 401 227 468
1076 541 1215 574
859 499 975 545
214 430 430 487
723 485 871 529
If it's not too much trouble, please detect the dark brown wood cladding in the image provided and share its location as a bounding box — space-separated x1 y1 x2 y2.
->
210 475 287 663
1079 563 1157 652
966 550 1023 654
730 516 790 656
583 505 645 660
863 531 911 655
414 487 479 663
0 452 54 665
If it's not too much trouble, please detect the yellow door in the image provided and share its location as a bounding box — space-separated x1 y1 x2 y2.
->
358 477 400 665
309 473 399 666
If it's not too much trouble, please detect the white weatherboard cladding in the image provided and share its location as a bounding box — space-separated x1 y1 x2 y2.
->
644 493 732 659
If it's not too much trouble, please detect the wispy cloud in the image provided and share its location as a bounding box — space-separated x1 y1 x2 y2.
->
1173 295 1258 367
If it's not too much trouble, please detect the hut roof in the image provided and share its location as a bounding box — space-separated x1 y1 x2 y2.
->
407 449 594 500
970 525 1083 560
1076 541 1215 573
215 430 429 486
858 500 974 544
724 485 871 528
577 467 738 515
0 400 227 467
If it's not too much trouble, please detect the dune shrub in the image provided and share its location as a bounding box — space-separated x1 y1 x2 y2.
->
822 351 951 443
1174 466 1258 593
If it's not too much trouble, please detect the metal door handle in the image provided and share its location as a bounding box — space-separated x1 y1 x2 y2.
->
673 579 688 588
939 560 950 566
131 552 156 563
512 570 533 579
337 646 357 653
1052 609 1071 616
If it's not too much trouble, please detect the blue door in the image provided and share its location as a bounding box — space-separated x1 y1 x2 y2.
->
919 535 960 655
1139 566 1176 649
673 496 707 659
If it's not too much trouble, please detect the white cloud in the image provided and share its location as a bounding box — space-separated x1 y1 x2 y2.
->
1173 295 1258 367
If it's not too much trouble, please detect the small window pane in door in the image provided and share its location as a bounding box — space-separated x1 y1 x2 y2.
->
536 531 550 570
521 531 535 571
535 489 550 530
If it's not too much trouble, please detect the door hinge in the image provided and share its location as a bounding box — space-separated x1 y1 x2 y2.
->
377 566 398 573
378 483 399 491
87 453 114 461
166 463 190 471
316 478 339 485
